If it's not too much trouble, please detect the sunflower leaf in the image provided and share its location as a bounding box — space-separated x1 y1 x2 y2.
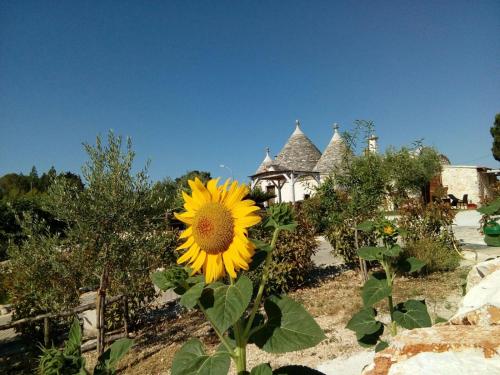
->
171 339 231 375
250 295 326 353
201 275 252 332
393 300 432 329
250 363 273 375
180 281 205 309
361 277 391 307
346 307 381 336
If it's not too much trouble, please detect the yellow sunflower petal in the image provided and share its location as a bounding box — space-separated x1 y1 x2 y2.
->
190 249 206 273
204 254 225 283
188 179 211 204
177 243 200 264
236 215 262 228
232 205 260 218
222 252 237 279
206 178 221 202
179 226 193 239
176 236 194 250
174 211 195 225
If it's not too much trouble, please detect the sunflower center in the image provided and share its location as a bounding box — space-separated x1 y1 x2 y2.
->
192 202 234 254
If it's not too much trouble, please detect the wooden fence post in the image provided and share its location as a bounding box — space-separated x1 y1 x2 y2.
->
43 317 50 347
122 296 129 337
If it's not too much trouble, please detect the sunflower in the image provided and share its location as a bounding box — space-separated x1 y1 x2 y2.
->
383 225 395 236
174 178 261 283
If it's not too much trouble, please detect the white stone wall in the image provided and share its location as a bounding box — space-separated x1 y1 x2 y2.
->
258 176 319 203
441 166 482 204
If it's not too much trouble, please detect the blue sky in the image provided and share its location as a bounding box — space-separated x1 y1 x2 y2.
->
1 1 499 182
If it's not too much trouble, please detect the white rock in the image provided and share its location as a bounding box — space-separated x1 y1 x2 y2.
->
388 349 500 375
317 351 374 375
450 269 500 325
466 257 500 292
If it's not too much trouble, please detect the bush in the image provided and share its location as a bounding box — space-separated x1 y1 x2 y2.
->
7 216 80 339
248 206 317 294
398 199 457 248
403 238 460 273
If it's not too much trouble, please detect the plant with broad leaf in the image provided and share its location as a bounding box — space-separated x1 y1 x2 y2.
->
152 178 326 375
346 219 431 351
38 317 133 375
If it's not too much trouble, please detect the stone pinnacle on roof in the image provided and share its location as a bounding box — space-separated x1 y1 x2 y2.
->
274 120 321 171
314 123 349 173
255 147 274 174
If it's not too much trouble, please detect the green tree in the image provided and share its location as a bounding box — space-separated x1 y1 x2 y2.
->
491 113 500 162
47 132 176 354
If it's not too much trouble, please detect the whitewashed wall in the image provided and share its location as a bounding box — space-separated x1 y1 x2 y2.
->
441 166 481 204
258 176 319 203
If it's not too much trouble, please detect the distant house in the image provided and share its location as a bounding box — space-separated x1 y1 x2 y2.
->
250 120 351 204
440 164 497 205
250 120 498 206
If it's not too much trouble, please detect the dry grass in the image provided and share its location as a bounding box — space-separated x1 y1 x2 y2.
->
97 266 468 374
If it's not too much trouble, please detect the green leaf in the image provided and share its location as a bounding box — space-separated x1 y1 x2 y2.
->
201 275 252 332
357 220 374 232
171 339 231 375
273 365 326 374
251 363 273 375
346 308 382 335
393 300 432 329
375 340 389 352
278 223 297 232
251 238 272 252
434 315 448 324
151 267 189 291
63 317 82 356
361 277 391 307
94 338 134 374
180 281 205 309
357 247 384 261
249 250 268 271
383 244 402 257
356 324 384 348
406 257 426 273
251 295 326 353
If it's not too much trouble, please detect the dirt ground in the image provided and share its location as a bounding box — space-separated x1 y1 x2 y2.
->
84 266 469 375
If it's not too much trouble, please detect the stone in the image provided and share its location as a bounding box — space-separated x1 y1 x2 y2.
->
362 325 500 375
466 257 500 292
316 351 374 375
387 350 500 375
449 270 500 326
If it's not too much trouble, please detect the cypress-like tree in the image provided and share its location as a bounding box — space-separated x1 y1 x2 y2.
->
491 113 500 162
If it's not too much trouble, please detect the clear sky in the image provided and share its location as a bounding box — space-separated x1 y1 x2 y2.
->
1 1 499 182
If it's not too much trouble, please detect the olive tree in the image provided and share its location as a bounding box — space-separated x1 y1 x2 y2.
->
47 132 176 354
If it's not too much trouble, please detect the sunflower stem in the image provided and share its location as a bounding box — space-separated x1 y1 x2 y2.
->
196 301 235 357
243 227 280 339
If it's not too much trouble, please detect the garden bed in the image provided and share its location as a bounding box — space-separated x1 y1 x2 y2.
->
82 266 469 374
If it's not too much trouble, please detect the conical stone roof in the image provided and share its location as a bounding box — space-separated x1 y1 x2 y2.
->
274 121 321 171
255 148 274 174
314 124 348 173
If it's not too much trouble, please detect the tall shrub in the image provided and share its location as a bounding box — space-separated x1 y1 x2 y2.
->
46 132 176 354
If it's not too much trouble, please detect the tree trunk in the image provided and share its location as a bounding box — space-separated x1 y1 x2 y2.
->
354 224 368 282
96 267 109 356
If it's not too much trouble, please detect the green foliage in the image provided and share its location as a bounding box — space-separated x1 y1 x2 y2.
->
347 220 431 348
397 198 459 273
403 238 460 273
248 206 317 294
385 145 442 205
7 216 80 337
247 187 276 207
491 113 500 162
38 318 133 375
250 295 326 353
160 204 325 374
171 339 231 375
200 276 253 332
46 131 177 313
